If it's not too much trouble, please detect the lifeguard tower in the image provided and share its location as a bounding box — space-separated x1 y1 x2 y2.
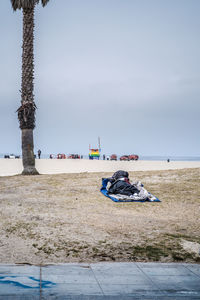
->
89 137 101 160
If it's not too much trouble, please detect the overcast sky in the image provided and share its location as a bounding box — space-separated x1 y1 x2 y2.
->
0 0 200 157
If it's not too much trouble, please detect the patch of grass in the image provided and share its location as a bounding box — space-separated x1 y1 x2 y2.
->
131 245 168 261
37 245 54 255
98 240 107 245
5 221 32 234
5 221 40 239
171 250 195 261
165 233 200 244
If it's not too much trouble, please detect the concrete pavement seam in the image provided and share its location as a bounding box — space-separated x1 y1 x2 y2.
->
89 263 105 296
135 262 164 294
183 265 200 279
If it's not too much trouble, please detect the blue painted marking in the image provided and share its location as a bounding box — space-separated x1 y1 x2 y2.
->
0 276 56 289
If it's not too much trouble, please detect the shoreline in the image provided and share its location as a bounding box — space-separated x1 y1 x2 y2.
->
0 158 200 176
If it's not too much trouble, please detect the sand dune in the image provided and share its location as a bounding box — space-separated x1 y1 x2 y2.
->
0 158 200 176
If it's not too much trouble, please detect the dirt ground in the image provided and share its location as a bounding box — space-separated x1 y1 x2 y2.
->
0 168 199 265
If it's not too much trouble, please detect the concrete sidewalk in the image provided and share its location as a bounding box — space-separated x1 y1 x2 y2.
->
0 262 200 299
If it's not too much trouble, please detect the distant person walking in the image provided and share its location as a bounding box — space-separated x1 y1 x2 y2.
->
38 149 41 159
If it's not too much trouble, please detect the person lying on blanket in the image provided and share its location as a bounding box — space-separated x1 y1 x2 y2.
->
108 170 156 200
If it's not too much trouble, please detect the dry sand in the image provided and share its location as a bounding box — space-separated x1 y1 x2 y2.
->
0 158 200 176
0 161 199 265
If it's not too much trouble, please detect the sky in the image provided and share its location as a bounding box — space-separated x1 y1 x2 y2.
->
0 0 200 157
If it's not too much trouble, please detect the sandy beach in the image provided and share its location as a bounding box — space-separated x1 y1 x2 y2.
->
0 158 200 176
0 158 200 264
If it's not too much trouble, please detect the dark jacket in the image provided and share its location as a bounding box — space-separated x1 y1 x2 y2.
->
108 179 139 196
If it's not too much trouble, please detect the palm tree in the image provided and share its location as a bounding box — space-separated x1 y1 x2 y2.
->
10 0 50 175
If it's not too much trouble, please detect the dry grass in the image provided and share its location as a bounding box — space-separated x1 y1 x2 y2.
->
0 168 199 265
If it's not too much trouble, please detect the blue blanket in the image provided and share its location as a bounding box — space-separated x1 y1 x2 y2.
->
100 178 161 203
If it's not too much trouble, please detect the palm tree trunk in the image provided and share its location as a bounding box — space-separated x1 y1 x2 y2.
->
21 129 38 175
18 6 39 175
